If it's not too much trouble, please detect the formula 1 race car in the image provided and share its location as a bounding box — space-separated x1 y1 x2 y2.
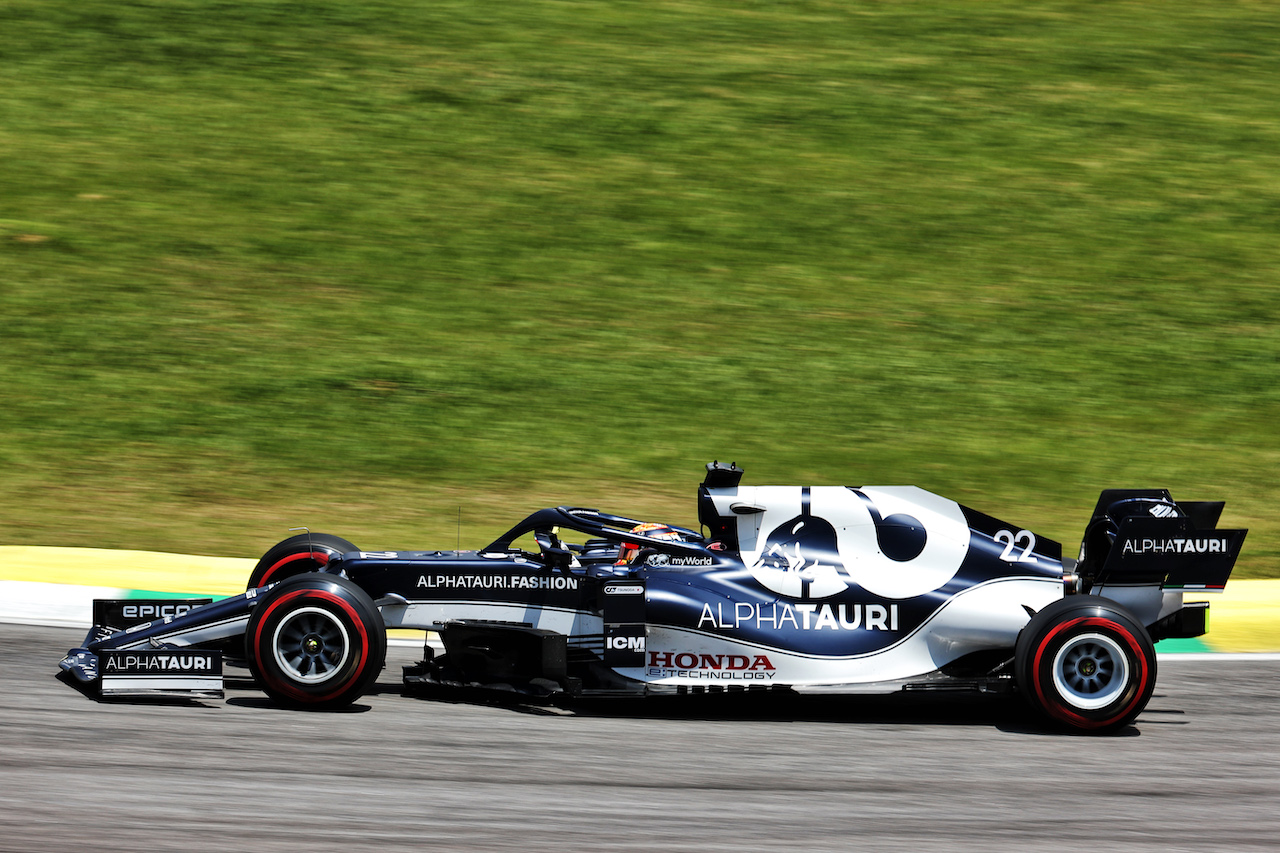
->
59 462 1247 732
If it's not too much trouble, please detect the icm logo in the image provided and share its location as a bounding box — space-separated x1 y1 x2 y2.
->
607 635 646 651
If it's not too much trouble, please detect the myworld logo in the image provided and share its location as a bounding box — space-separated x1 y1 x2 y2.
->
646 554 713 567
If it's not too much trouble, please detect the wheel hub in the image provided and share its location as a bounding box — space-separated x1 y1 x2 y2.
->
1051 631 1130 711
271 606 352 684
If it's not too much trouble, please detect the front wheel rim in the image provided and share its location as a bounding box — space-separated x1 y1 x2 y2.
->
272 606 351 683
1051 631 1129 710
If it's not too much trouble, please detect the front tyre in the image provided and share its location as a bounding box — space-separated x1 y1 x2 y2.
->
1015 596 1156 733
248 532 359 591
246 574 386 709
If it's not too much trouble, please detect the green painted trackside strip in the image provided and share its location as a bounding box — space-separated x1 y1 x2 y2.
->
124 589 227 601
1155 637 1213 654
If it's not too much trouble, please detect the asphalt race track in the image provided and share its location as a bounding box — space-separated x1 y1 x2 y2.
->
4 624 1278 852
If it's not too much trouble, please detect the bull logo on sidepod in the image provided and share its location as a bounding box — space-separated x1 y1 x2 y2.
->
744 486 971 601
754 488 846 600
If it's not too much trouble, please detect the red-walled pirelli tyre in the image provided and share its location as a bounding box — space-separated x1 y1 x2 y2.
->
246 574 386 709
1015 596 1157 734
247 533 359 591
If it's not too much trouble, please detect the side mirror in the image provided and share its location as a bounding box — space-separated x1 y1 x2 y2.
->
534 530 573 571
542 546 574 571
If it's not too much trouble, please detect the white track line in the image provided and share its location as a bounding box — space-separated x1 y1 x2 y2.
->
1159 652 1280 661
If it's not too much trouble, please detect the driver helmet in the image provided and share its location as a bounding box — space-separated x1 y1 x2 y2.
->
615 522 682 565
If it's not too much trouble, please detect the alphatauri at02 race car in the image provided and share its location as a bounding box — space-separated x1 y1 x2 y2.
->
60 463 1246 732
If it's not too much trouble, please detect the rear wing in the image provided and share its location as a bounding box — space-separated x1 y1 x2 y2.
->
1082 490 1248 591
1100 517 1247 591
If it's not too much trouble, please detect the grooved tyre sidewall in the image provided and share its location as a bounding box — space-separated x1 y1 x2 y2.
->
248 533 359 591
247 575 385 709
1016 598 1157 733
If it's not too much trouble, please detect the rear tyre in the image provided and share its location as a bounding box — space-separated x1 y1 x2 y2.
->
248 532 359 591
246 574 386 709
1015 596 1157 733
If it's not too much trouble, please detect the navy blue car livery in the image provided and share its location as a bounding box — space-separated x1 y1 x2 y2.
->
59 462 1247 733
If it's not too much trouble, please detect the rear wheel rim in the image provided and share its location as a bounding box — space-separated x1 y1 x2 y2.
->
272 606 351 684
1051 631 1129 710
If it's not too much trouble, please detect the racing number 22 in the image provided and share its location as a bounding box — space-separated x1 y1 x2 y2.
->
995 529 1039 563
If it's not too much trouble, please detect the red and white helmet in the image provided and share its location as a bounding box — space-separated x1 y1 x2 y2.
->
615 522 682 565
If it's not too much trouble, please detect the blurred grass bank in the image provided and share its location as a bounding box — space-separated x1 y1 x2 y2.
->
1 1 1276 573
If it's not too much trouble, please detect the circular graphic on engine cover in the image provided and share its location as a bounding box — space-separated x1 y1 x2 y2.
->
739 486 971 600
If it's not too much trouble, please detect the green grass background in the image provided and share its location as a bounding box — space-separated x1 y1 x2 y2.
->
1 0 1276 573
